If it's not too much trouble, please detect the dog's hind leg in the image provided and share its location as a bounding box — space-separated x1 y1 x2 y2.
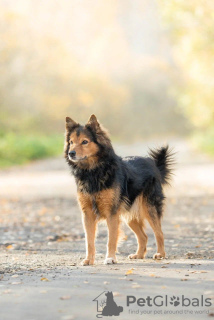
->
104 215 120 264
128 219 148 259
144 204 166 260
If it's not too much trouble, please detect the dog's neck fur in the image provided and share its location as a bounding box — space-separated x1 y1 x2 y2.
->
67 149 118 193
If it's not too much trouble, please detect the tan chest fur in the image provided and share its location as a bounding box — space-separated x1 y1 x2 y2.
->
77 188 120 218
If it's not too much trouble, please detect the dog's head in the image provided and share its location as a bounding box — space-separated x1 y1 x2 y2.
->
105 291 113 299
64 114 112 168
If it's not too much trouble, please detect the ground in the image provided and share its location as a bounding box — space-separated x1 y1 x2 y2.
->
0 140 213 320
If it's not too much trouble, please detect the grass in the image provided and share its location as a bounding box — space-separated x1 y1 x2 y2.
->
0 133 63 168
1 127 213 169
192 127 214 156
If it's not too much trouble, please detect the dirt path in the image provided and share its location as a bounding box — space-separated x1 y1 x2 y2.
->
0 140 213 320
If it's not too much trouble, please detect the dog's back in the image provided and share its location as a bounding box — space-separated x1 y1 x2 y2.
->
119 146 174 217
64 115 175 265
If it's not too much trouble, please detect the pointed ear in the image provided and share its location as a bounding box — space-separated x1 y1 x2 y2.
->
65 117 77 130
87 114 100 131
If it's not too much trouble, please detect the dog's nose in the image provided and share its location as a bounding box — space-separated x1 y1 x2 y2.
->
69 150 76 157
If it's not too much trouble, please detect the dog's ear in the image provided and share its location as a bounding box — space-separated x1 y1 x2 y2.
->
65 117 77 130
87 114 100 132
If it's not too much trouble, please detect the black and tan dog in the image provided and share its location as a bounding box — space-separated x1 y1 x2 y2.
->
64 115 174 265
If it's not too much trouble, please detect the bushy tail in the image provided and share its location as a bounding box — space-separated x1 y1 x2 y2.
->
149 145 175 185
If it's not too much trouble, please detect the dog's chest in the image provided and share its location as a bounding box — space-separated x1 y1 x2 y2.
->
77 188 118 216
75 167 115 193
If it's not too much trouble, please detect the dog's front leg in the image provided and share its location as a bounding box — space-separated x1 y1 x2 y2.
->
81 211 97 266
104 215 120 265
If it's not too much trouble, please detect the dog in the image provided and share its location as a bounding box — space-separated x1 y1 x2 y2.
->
102 291 123 316
64 114 174 265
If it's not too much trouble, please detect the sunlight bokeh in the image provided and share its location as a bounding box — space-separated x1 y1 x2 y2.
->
0 0 213 165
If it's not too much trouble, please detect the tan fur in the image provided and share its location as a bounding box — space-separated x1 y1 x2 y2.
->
78 187 122 264
143 202 166 258
121 195 165 259
68 132 99 161
87 115 112 148
65 117 77 130
128 219 148 259
64 115 111 170
95 188 120 217
95 188 121 261
78 192 97 265
78 190 165 264
65 115 166 265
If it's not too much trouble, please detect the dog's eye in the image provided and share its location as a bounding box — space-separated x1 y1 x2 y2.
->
82 140 88 145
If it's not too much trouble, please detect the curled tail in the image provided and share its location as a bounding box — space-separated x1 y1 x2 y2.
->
149 145 175 185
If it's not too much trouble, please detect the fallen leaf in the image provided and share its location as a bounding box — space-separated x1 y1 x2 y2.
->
125 269 134 275
40 277 49 282
6 245 13 250
60 295 71 300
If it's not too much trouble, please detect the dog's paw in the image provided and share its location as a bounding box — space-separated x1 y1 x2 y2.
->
153 252 166 260
104 257 117 265
128 253 145 259
81 258 94 266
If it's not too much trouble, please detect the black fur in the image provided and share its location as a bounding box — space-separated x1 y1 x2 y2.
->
65 126 174 218
149 146 174 185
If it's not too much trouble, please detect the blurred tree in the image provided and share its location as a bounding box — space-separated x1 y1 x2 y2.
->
0 0 187 140
159 0 214 151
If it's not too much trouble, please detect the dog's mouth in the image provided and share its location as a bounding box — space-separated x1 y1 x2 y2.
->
68 155 87 162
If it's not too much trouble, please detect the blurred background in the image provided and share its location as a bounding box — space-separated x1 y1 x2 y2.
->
0 0 213 167
0 4 214 313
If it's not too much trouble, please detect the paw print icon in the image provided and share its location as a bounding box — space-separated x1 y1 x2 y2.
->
170 296 180 307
